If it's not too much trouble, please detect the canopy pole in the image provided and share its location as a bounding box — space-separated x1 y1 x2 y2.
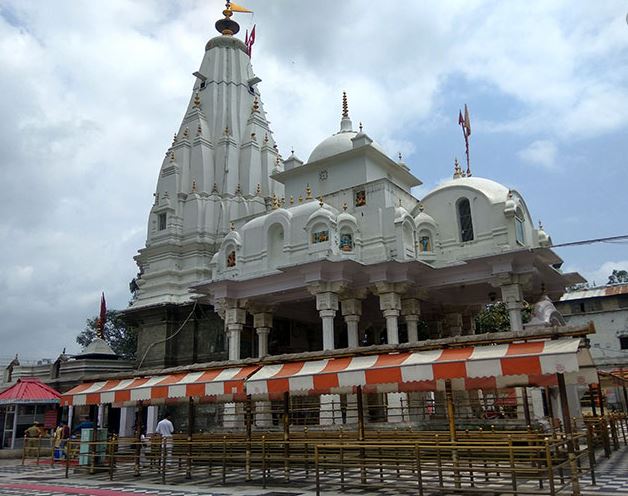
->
186 397 195 479
522 386 531 427
356 386 365 442
597 373 606 416
445 380 456 442
621 369 628 413
557 373 574 452
282 392 290 479
545 386 555 420
134 401 144 476
245 394 252 481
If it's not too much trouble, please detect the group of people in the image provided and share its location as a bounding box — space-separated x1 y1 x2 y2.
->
23 416 96 458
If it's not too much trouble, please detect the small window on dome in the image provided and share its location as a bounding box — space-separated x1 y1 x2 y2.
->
226 250 236 268
339 232 354 252
515 215 525 245
312 230 330 243
158 213 167 231
355 190 366 207
457 198 474 242
419 235 432 253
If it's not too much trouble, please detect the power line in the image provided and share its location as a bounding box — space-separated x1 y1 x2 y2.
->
551 234 628 248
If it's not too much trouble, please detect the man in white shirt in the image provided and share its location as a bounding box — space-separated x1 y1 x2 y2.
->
155 413 174 467
155 413 174 437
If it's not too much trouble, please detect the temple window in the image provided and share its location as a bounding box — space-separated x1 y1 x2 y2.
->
312 229 330 243
354 190 366 207
339 232 354 252
515 210 525 245
418 231 432 253
158 213 167 231
457 198 474 242
226 250 236 268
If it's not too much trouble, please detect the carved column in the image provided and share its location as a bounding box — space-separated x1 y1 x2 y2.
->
500 282 524 332
225 305 246 361
374 283 404 345
253 311 273 358
401 298 421 343
445 312 463 337
341 294 364 348
314 291 339 351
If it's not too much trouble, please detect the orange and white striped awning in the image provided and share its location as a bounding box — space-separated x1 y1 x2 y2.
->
61 365 259 407
245 338 591 398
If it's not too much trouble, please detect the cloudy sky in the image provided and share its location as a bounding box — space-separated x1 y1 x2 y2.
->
1 0 627 360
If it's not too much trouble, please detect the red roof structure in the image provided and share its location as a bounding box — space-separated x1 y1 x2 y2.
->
0 378 61 404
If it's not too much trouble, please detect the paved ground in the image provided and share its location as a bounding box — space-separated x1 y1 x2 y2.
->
1 447 628 495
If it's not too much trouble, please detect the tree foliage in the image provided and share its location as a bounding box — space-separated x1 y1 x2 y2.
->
608 269 628 285
76 309 137 360
474 302 532 334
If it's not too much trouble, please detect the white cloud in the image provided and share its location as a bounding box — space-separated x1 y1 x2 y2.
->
564 260 628 287
0 0 626 358
518 140 558 170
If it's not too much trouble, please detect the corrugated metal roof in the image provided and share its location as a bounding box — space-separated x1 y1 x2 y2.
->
560 284 628 301
0 377 60 404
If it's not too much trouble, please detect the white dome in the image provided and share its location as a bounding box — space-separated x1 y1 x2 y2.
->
423 177 511 204
308 131 358 163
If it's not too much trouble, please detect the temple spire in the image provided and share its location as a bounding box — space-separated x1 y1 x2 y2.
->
340 91 353 133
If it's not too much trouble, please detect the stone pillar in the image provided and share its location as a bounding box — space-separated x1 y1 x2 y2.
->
67 405 74 431
225 306 247 361
341 298 363 348
401 298 421 343
253 311 273 358
315 292 339 351
445 313 463 337
146 405 158 434
378 292 401 345
500 282 524 332
97 404 105 428
118 406 135 437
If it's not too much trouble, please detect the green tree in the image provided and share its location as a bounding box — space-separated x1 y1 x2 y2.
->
608 269 628 285
474 302 532 334
76 309 137 360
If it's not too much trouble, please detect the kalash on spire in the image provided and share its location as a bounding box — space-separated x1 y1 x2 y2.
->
127 1 283 356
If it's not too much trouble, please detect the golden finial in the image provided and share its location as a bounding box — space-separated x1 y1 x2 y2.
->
290 195 294 205
251 132 256 141
252 97 259 113
230 222 235 231
212 182 218 193
271 193 279 210
264 132 269 143
193 92 201 108
318 196 324 207
398 152 403 162
538 220 544 230
235 183 241 195
183 127 189 137
224 125 229 135
273 143 278 150
343 202 348 211
255 183 261 196
342 91 348 118
281 197 286 207
191 180 197 193
197 124 202 136
298 195 303 203
453 157 461 179
359 122 363 133
169 151 175 162
172 133 177 146
418 202 424 212
305 184 313 200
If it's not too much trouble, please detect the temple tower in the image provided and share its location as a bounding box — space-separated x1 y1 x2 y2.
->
125 5 283 369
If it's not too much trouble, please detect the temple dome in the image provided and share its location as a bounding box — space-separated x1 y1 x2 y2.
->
308 131 358 163
423 176 511 204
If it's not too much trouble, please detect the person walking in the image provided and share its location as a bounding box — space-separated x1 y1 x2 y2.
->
155 413 174 467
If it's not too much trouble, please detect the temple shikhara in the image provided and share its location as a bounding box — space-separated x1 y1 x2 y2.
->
52 3 626 493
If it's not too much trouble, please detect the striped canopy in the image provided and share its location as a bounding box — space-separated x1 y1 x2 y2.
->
61 365 259 407
246 338 591 398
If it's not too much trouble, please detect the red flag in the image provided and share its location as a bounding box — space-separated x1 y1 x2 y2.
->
458 110 464 127
98 292 106 338
246 24 256 57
